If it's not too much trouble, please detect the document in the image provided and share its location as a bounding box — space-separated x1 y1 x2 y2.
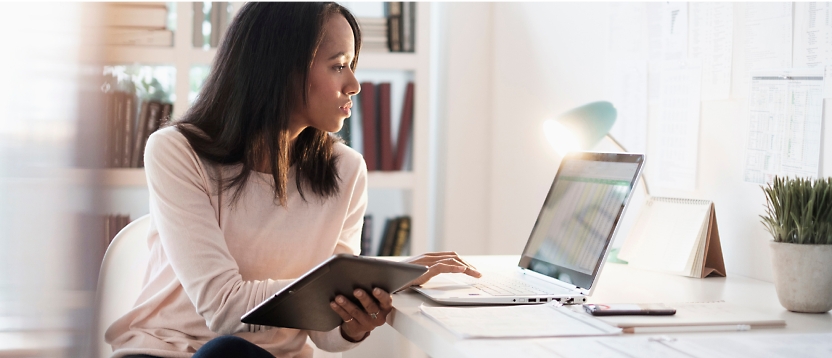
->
794 2 832 96
688 2 733 101
744 70 824 184
455 333 832 358
419 303 622 339
606 60 648 154
595 301 785 329
794 2 832 68
738 3 793 97
654 61 702 191
745 2 793 71
662 2 688 61
647 2 664 62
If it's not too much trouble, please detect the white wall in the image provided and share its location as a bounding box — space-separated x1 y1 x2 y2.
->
437 2 832 282
433 3 494 255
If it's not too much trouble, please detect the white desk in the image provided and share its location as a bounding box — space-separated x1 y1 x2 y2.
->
386 256 832 357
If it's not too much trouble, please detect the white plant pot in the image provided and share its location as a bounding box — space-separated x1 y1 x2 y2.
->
769 241 832 313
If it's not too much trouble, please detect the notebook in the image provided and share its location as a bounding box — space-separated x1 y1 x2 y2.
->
413 152 644 305
618 197 726 278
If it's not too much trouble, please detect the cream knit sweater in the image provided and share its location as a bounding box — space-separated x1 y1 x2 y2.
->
105 126 367 357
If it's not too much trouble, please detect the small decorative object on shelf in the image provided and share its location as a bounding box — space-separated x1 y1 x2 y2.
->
761 176 832 313
101 2 173 47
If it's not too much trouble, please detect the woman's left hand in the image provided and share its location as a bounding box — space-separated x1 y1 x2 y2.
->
330 287 393 342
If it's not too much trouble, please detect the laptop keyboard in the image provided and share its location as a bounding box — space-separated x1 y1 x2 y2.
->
454 274 563 296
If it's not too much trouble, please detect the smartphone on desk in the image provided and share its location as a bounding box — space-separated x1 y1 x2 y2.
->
583 303 676 316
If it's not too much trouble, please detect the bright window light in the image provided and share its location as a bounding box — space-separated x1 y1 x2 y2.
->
543 119 580 156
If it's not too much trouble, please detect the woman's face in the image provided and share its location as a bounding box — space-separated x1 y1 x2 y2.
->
291 14 360 134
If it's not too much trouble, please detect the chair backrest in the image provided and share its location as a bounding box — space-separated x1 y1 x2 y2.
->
91 214 341 358
93 214 151 358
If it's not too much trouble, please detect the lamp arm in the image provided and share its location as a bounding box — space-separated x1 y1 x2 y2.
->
605 134 651 197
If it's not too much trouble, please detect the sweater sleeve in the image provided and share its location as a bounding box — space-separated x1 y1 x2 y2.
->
144 130 290 335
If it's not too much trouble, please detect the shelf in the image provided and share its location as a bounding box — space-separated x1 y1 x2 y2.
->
367 171 414 189
87 46 218 65
357 52 419 71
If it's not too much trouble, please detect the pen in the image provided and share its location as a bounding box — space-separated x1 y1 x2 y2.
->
623 324 751 334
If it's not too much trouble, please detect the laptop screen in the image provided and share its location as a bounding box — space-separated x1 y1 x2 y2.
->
519 152 643 291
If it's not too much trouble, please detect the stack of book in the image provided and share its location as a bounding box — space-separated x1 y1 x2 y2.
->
359 215 412 256
358 17 388 52
354 2 415 53
363 216 410 256
101 3 172 47
341 81 414 171
193 2 232 48
104 92 172 168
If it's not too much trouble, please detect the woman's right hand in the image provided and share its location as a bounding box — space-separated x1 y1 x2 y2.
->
402 251 482 287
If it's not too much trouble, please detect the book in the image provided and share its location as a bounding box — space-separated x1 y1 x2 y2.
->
103 4 168 29
378 217 401 256
159 103 173 128
136 101 164 167
103 28 173 46
618 197 726 278
121 94 136 168
378 83 394 171
111 92 126 167
104 92 118 167
130 101 151 167
401 2 415 52
387 16 401 52
359 82 378 171
360 215 373 256
391 216 411 256
387 2 402 52
394 82 414 170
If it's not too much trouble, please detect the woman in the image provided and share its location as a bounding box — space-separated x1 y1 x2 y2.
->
105 3 480 358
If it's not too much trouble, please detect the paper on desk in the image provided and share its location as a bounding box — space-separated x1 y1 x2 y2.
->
455 333 832 358
595 301 785 328
419 303 622 339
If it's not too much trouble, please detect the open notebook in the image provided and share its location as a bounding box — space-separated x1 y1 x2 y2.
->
619 197 725 278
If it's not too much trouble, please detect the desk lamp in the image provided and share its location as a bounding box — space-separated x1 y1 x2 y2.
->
543 101 650 195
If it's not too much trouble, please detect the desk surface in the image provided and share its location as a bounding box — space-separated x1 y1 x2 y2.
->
387 255 832 358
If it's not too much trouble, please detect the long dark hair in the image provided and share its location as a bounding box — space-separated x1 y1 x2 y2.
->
176 2 362 206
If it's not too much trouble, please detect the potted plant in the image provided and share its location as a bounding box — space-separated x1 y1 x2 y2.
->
761 176 832 313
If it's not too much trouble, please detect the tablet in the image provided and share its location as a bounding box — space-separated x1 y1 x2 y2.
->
241 254 428 331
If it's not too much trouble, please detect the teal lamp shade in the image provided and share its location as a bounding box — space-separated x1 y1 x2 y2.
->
544 101 617 155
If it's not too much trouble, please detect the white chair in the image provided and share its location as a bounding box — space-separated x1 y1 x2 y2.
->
94 214 152 358
93 214 339 358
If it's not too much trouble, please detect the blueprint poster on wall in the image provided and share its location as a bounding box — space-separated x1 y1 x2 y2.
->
744 70 824 184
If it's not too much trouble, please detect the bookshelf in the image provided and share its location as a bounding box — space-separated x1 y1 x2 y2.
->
93 3 433 258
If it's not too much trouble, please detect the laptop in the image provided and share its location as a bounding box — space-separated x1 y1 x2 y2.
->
413 152 644 305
